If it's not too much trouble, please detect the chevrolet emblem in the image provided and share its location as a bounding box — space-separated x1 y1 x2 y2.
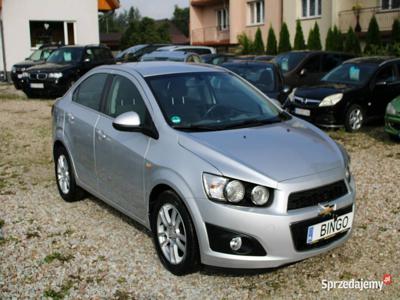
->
318 203 336 217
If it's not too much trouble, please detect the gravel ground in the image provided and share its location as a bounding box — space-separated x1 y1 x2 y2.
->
0 84 399 299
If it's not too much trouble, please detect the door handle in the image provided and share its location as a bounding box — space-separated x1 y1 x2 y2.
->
67 113 75 123
96 129 107 140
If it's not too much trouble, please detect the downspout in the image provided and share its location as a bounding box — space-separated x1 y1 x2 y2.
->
0 9 7 81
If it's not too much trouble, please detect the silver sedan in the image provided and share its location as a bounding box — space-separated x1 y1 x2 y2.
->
52 62 355 275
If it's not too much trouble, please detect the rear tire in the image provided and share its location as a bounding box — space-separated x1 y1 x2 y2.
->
345 104 365 132
54 146 86 202
150 190 200 276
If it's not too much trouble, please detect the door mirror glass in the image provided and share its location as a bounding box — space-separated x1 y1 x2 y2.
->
282 85 291 93
112 111 141 132
300 68 307 76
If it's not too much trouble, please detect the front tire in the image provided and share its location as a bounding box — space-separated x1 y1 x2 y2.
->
54 146 85 202
345 104 364 132
151 191 199 275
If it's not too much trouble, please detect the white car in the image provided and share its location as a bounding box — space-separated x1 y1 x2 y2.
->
156 45 216 55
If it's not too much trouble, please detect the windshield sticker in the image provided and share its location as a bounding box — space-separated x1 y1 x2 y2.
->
349 66 360 81
281 58 289 72
171 115 182 124
64 52 72 62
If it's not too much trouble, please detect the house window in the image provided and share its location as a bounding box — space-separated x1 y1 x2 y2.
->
301 0 322 18
381 0 400 10
217 8 229 30
248 1 264 25
29 21 76 48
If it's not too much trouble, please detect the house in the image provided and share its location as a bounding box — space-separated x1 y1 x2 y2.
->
0 0 119 80
190 0 400 49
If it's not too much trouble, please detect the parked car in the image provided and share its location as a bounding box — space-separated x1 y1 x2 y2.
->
11 45 60 89
115 44 169 63
141 51 201 63
52 62 355 275
385 96 400 140
200 53 234 65
222 61 290 103
254 55 275 61
287 57 400 132
273 51 355 89
233 55 274 62
155 45 216 55
21 45 114 98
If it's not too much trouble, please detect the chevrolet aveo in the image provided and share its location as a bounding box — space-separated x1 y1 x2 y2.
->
52 62 356 275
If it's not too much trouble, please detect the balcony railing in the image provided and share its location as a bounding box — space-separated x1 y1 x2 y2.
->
191 0 224 7
338 6 400 33
191 26 230 45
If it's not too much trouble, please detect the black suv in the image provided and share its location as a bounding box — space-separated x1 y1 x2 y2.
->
273 51 354 88
22 45 114 98
287 57 400 132
11 45 60 89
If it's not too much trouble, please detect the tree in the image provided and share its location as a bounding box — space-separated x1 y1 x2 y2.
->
238 33 253 54
278 23 292 53
266 26 277 55
392 19 400 44
172 5 189 37
364 16 381 53
325 28 334 51
332 25 343 52
253 28 265 54
308 22 322 50
294 20 306 50
344 27 361 55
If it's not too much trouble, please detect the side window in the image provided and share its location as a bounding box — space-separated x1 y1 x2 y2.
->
376 65 397 83
303 54 321 73
72 74 108 111
105 75 150 125
322 54 341 72
84 48 95 62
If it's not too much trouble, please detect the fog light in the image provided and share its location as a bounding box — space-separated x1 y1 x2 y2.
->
230 236 242 251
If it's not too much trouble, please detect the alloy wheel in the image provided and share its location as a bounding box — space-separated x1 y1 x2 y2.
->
57 154 70 194
349 108 363 131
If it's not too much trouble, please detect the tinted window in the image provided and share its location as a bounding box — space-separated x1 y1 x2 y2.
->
322 54 342 72
180 48 211 55
303 54 321 72
84 48 95 62
73 74 108 111
376 65 397 83
105 75 150 125
47 48 83 64
322 63 378 86
93 48 112 61
29 50 43 61
274 52 308 73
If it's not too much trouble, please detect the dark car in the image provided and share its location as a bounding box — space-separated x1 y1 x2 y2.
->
11 46 60 89
287 57 400 132
200 53 234 65
273 51 355 88
222 61 290 104
22 45 114 98
115 44 169 63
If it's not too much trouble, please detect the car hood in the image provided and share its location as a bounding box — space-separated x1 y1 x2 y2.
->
27 63 74 72
295 82 359 100
177 119 344 183
14 60 43 69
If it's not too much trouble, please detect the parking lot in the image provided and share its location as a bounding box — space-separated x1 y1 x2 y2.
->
0 84 399 299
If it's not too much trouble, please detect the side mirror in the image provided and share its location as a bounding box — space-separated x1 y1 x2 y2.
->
300 68 307 76
282 86 291 94
376 80 387 87
112 111 141 132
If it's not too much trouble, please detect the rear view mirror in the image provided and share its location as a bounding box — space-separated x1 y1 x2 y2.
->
113 111 141 132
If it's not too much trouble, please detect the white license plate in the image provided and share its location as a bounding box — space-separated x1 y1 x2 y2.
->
294 108 311 117
30 83 44 89
307 212 353 244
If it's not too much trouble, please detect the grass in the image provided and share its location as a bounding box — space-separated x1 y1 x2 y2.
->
43 252 74 264
0 219 4 228
43 280 74 300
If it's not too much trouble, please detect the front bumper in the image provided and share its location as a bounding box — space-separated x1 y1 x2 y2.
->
196 168 356 269
385 114 400 137
22 78 69 98
288 103 344 128
11 72 23 89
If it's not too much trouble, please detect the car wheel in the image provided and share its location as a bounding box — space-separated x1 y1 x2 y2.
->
151 190 199 276
345 105 364 132
54 146 86 202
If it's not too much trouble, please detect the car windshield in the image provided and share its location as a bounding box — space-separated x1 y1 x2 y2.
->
146 72 288 131
321 63 378 86
224 64 277 93
116 45 147 59
46 48 83 64
274 52 308 73
29 50 43 61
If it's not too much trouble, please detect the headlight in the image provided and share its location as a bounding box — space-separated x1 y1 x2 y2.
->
251 186 270 206
288 88 297 102
319 93 343 107
202 173 272 207
386 102 396 115
22 72 29 78
48 72 63 79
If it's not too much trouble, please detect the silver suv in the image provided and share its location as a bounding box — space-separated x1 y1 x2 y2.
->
52 62 355 275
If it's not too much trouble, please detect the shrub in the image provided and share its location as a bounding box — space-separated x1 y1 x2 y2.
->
333 25 344 52
325 28 334 51
238 33 253 54
253 28 265 54
308 22 322 50
344 27 361 55
392 19 400 44
278 22 292 53
294 20 306 50
365 16 381 53
266 26 278 55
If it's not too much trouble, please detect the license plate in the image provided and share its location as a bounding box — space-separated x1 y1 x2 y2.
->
30 83 44 89
294 108 311 117
307 212 353 244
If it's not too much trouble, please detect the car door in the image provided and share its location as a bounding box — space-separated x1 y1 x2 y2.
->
370 64 399 117
95 73 152 219
297 53 323 86
64 73 108 189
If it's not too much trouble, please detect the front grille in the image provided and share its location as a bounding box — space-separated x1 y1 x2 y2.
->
290 205 352 251
288 180 348 211
294 96 321 107
29 73 47 80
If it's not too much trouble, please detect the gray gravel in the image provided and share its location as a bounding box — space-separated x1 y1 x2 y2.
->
0 85 399 299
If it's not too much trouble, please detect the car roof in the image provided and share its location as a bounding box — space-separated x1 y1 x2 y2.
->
98 62 224 77
142 51 194 59
222 61 276 67
278 50 353 56
157 45 215 51
345 56 399 65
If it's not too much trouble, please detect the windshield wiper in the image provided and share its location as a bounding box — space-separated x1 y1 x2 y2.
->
218 117 282 130
172 124 220 132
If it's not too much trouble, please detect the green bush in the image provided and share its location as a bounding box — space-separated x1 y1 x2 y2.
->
325 28 334 51
365 16 381 53
278 23 292 53
344 27 361 55
266 26 278 55
308 22 322 50
333 25 344 52
238 33 253 54
294 20 306 50
392 19 400 43
253 28 265 54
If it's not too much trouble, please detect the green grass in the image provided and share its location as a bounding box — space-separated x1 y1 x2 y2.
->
0 219 4 228
43 280 73 300
43 252 74 264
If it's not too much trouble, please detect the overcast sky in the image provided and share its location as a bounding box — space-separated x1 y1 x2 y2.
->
120 0 189 20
